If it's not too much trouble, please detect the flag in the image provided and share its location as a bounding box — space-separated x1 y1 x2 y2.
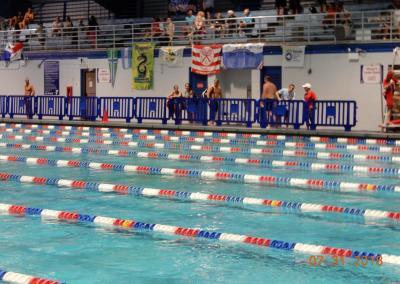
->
222 43 263 69
192 44 222 75
3 42 23 62
132 43 154 90
107 49 119 87
282 45 306 68
121 47 132 69
160 46 184 67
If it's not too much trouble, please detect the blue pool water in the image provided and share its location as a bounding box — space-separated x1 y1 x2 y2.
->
0 128 400 283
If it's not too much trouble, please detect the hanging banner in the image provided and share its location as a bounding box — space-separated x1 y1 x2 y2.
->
132 43 154 90
360 64 383 84
43 61 60 95
3 42 23 62
160 46 185 67
282 45 305 68
192 44 222 75
121 47 132 69
222 43 263 69
97 68 111 83
107 49 119 87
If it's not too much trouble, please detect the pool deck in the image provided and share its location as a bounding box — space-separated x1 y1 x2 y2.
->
1 118 400 139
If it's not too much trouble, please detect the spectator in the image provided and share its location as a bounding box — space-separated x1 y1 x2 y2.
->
150 17 162 38
318 0 327 13
52 16 63 36
275 0 287 15
24 78 35 119
17 12 23 24
18 18 28 30
65 16 74 38
323 3 336 30
226 10 237 36
205 11 215 36
303 83 317 129
289 0 302 14
184 83 195 122
184 83 194 98
193 11 206 42
214 12 226 37
206 79 222 126
36 23 46 46
378 11 391 40
239 8 255 37
203 0 214 14
164 17 175 44
24 8 34 24
185 9 196 25
167 84 183 119
383 66 398 125
87 15 98 47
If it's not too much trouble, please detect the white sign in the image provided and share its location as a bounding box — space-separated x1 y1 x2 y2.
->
282 45 305 68
360 64 383 84
97 68 110 83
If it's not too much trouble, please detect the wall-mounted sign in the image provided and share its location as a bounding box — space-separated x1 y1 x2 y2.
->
44 61 59 95
361 64 383 84
97 68 111 83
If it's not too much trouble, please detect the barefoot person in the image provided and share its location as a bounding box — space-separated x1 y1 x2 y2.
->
167 84 183 119
260 76 279 127
206 79 222 125
24 78 35 119
303 83 317 129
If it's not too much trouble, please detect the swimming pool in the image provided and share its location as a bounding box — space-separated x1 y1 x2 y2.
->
0 123 400 283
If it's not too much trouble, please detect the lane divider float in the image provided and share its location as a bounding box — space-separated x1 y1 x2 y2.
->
0 171 398 222
0 268 60 284
0 156 398 195
2 123 400 147
1 202 399 265
0 143 399 177
1 133 399 156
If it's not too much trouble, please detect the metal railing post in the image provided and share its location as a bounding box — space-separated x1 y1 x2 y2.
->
307 15 311 43
113 25 116 49
361 11 364 41
390 10 393 41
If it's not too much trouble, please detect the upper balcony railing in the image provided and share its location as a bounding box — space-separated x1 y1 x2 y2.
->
0 9 398 52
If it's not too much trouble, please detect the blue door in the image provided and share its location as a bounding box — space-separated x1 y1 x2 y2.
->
189 68 208 97
260 66 282 95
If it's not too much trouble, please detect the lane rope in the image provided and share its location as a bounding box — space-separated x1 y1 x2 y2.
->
0 268 60 284
0 142 400 178
0 155 398 195
0 202 399 265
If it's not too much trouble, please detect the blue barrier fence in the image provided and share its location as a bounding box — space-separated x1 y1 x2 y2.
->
36 96 65 120
0 96 358 131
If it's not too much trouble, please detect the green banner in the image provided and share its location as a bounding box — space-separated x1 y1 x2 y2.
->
107 49 119 87
132 43 154 90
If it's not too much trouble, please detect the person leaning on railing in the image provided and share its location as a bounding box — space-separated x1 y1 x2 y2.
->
206 79 222 126
24 78 35 119
276 83 296 128
167 85 183 119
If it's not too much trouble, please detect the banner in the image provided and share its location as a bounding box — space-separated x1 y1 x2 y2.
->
192 44 222 75
360 64 383 84
3 42 23 62
121 47 132 69
43 61 59 95
97 68 111 83
132 43 154 90
282 45 305 68
107 49 119 87
160 46 184 67
168 0 196 14
222 43 263 69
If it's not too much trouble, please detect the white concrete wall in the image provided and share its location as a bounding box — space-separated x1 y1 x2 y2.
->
0 50 392 130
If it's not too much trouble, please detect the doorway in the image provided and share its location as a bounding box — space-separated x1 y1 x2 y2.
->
260 66 282 95
81 69 97 97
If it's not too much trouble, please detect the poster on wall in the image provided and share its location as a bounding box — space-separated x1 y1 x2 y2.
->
97 68 111 83
132 43 154 90
222 43 263 69
44 61 59 95
282 45 305 68
160 46 184 67
191 44 222 75
360 64 383 84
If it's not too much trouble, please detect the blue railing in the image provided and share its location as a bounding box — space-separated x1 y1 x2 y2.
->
36 96 65 120
0 96 358 131
99 97 134 123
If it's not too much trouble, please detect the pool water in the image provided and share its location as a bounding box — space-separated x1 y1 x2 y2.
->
0 125 400 283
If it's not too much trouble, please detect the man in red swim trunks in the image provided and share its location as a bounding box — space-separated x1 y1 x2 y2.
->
303 83 317 129
383 66 398 125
